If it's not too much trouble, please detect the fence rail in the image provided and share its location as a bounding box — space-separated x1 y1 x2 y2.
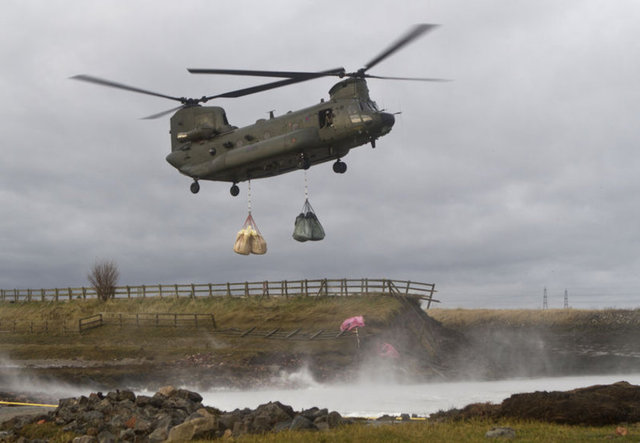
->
0 278 438 307
79 314 103 332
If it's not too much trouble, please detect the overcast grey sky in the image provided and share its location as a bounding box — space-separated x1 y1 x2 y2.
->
2 1 639 309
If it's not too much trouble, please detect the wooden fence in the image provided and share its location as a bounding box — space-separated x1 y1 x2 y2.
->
0 278 438 307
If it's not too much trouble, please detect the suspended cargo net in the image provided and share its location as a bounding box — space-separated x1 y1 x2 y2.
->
234 181 267 255
292 170 325 242
293 198 325 242
233 213 267 255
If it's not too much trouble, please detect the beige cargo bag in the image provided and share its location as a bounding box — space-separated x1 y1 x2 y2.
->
233 213 267 255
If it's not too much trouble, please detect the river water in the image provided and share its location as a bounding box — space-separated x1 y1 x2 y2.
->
195 372 640 417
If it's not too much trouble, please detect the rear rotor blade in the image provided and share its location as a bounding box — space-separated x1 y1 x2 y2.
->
363 24 438 73
204 73 334 100
141 104 186 120
70 74 187 103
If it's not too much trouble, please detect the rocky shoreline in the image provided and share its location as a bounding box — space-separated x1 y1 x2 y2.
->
2 381 640 442
0 385 353 442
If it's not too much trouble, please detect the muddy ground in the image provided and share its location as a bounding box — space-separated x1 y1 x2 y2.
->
431 381 640 425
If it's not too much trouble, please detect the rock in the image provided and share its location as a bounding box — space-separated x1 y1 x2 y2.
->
485 427 516 439
97 429 116 443
148 426 168 443
289 414 317 431
327 410 346 428
176 388 203 403
157 385 177 397
166 415 218 442
72 436 98 443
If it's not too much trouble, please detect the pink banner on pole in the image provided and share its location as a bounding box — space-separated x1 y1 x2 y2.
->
340 315 365 332
378 342 400 358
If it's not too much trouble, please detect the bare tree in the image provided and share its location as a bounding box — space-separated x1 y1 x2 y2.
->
88 260 120 301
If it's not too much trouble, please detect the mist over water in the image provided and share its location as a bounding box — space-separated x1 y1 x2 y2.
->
189 371 640 417
3 356 640 417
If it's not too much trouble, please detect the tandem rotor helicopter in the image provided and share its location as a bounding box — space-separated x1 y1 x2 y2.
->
73 24 444 196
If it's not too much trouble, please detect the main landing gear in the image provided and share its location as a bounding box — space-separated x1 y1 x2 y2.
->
333 159 347 174
190 180 200 194
230 183 240 196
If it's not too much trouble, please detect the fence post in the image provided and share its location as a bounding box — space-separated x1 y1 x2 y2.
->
208 283 213 297
68 287 73 301
304 279 308 296
191 284 195 299
226 282 231 297
127 286 131 299
54 288 59 302
244 282 249 297
175 284 179 299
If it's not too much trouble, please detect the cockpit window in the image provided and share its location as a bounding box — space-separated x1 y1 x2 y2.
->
319 108 334 128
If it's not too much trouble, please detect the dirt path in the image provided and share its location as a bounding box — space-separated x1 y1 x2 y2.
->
0 405 52 422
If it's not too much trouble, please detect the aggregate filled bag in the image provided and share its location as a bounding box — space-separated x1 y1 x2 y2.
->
293 213 312 242
233 213 267 255
233 228 252 255
251 229 267 255
293 199 325 242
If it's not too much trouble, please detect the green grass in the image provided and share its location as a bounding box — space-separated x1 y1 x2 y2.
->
219 419 639 442
19 419 639 442
429 307 640 329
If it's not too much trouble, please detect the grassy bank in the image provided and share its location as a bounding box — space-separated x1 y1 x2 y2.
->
429 307 640 329
0 296 402 361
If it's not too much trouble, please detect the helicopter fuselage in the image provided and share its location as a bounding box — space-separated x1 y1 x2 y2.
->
165 78 395 185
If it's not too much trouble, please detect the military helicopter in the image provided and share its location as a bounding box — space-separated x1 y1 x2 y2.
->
72 24 444 196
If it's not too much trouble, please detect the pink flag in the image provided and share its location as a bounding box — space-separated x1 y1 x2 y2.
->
378 342 400 358
340 315 365 332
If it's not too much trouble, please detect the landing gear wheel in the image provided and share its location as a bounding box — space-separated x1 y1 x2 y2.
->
190 181 200 194
298 154 310 170
230 184 240 197
333 160 347 174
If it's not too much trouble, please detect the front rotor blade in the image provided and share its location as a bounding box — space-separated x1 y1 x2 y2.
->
188 67 346 79
70 75 186 103
363 24 438 73
365 74 450 82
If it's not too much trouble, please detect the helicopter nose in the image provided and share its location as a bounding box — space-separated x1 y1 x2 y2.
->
381 112 395 127
379 112 395 134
